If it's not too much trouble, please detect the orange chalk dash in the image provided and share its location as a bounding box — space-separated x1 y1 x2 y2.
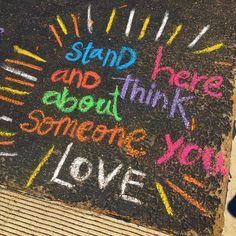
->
214 61 233 67
49 24 63 47
0 95 24 106
119 4 128 9
166 179 209 215
0 141 15 146
5 59 43 71
5 76 35 88
71 14 80 38
183 174 205 188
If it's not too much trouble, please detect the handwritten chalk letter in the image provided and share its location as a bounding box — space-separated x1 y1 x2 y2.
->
51 143 75 188
70 157 93 183
120 167 146 205
98 157 123 190
65 41 137 70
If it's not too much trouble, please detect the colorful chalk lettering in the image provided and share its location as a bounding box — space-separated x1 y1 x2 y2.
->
42 86 122 122
65 40 137 70
19 109 147 158
152 46 224 97
156 134 228 176
114 75 194 129
0 2 234 236
50 68 101 90
51 143 146 204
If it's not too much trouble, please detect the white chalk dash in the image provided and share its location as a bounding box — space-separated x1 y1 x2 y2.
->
155 11 169 41
87 4 93 34
188 25 210 48
125 9 135 37
0 152 18 157
1 64 38 82
0 116 12 122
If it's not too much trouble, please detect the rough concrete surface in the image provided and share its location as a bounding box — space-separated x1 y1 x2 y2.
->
0 1 235 235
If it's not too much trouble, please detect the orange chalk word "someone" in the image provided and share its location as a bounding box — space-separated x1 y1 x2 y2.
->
19 109 147 158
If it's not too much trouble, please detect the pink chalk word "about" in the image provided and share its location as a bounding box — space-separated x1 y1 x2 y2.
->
152 46 224 98
156 134 228 176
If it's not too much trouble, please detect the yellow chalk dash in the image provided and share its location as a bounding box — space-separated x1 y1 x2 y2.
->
0 131 16 137
193 43 224 54
25 146 55 189
56 15 68 35
106 8 116 33
138 15 151 40
0 86 30 95
167 24 182 45
13 45 46 63
155 182 174 216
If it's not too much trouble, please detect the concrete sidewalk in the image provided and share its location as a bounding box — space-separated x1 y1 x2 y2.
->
0 186 169 236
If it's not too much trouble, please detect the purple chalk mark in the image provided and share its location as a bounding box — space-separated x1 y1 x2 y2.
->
0 27 4 34
169 88 194 129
